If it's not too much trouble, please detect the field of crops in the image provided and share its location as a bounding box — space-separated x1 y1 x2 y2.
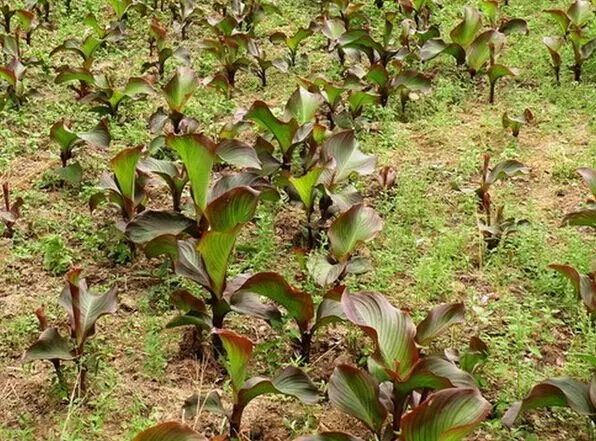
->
0 0 595 439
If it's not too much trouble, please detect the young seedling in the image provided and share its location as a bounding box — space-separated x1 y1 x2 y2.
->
0 57 27 109
22 268 118 394
0 183 23 238
49 118 111 183
562 167 596 228
143 17 190 77
270 24 315 67
502 108 534 137
183 329 319 439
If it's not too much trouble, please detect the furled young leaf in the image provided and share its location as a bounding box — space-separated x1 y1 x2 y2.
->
133 421 202 441
415 303 465 346
503 377 595 427
328 364 387 435
166 133 216 215
342 291 418 377
198 231 236 296
163 67 198 112
22 328 74 363
328 204 383 261
289 167 324 212
237 366 319 408
234 272 314 332
110 146 143 202
58 271 118 346
285 86 323 124
214 328 254 392
401 388 491 440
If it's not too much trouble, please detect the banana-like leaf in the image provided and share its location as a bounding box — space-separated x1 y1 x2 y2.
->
204 186 260 232
415 303 465 346
503 377 595 427
216 139 261 169
450 6 482 49
55 67 96 86
133 421 202 441
467 30 504 74
313 285 347 332
488 64 518 84
126 210 195 243
342 291 418 378
328 364 387 434
395 357 477 395
289 167 324 212
58 271 118 346
234 272 314 332
110 146 142 202
307 254 346 287
22 328 74 363
420 39 466 64
163 67 198 112
502 109 533 137
245 101 298 154
237 366 319 408
544 9 570 34
321 130 376 185
198 231 237 296
214 328 254 393
123 77 154 97
166 133 216 215
182 391 227 418
174 240 211 288
328 204 383 261
401 388 491 440
286 86 323 124
486 160 527 185
567 0 592 28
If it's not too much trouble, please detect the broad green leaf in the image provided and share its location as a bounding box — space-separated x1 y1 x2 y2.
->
182 391 227 418
198 231 236 296
55 68 96 86
50 120 79 152
289 167 324 212
395 357 477 395
288 27 313 51
286 86 323 124
110 146 142 201
58 276 118 346
163 67 198 112
78 118 110 148
125 210 195 243
237 366 319 408
132 421 202 441
56 162 83 184
328 204 382 260
499 19 529 36
174 240 210 288
204 187 260 232
450 7 482 48
328 364 387 434
366 64 389 88
321 130 376 184
401 388 491 441
348 91 380 115
216 140 262 169
393 70 432 93
234 272 314 332
313 285 347 332
479 0 498 25
166 133 216 215
503 377 594 427
22 328 74 363
467 30 503 73
245 101 298 153
544 9 570 34
123 77 154 97
342 291 418 377
415 303 465 346
321 18 346 40
488 64 518 83
214 328 254 393
420 40 465 64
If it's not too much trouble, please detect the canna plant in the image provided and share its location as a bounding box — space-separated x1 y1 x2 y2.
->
137 157 188 212
170 0 201 39
549 264 595 315
22 268 118 393
143 18 190 77
325 0 367 29
397 0 434 28
270 24 315 67
198 33 249 94
247 38 287 87
150 66 200 136
214 0 281 33
49 118 111 183
475 154 528 250
421 6 527 103
544 0 595 83
51 34 104 70
307 204 382 287
562 167 596 228
231 274 347 362
0 183 23 238
297 291 490 440
90 146 147 225
183 329 319 439
502 108 533 137
503 374 596 433
0 57 27 109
